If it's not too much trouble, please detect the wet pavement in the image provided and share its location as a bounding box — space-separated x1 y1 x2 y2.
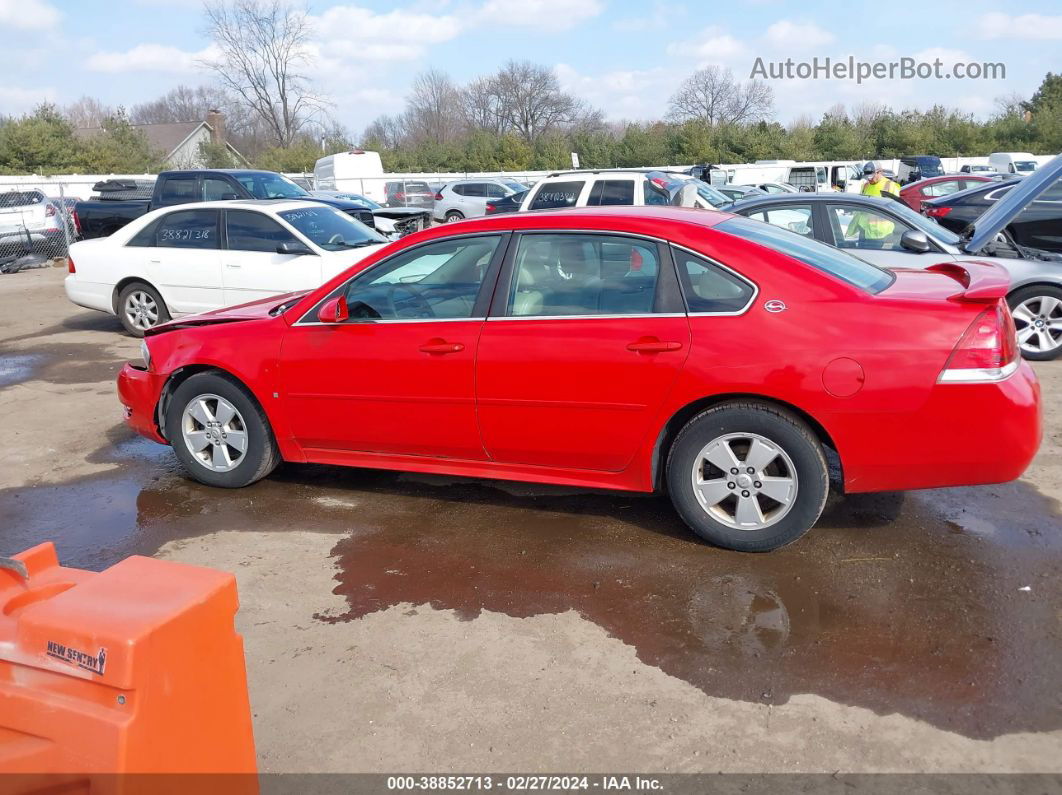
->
1 423 1059 741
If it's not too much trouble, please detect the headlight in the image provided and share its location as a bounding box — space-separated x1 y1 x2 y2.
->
140 340 151 370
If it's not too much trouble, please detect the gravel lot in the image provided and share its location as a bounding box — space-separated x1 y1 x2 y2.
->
1 265 1060 773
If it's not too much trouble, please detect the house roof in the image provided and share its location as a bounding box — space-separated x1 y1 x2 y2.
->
74 121 246 164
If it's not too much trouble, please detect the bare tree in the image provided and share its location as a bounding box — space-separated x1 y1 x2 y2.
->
362 114 408 150
668 66 773 126
63 96 113 129
131 85 238 125
461 76 504 135
405 69 464 145
201 0 325 146
490 61 581 142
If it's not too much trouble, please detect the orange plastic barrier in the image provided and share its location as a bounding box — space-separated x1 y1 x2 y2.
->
0 542 257 793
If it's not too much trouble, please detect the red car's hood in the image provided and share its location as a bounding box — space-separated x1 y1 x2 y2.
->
144 291 310 336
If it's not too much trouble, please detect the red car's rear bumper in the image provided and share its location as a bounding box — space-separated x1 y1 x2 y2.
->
117 363 168 445
840 361 1042 493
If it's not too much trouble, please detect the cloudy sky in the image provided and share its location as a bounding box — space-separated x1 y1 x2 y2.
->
2 0 1061 135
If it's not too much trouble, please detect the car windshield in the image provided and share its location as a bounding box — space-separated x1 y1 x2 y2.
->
279 206 387 251
1015 161 1038 173
716 216 894 294
918 160 944 177
237 173 310 200
886 198 962 245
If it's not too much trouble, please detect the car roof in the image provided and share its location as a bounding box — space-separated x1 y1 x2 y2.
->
425 205 734 234
726 193 898 210
153 199 328 212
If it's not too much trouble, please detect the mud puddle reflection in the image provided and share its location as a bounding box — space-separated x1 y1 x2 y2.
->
0 431 1059 740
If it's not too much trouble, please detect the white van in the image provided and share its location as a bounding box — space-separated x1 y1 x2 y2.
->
314 150 385 200
988 152 1038 177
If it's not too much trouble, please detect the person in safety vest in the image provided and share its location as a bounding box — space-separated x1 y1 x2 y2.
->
847 161 902 247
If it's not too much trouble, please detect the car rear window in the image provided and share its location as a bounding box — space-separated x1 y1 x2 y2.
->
529 181 584 210
715 217 894 294
0 191 45 208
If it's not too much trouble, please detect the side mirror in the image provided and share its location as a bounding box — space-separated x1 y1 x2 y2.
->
317 295 349 324
900 230 931 253
277 241 313 256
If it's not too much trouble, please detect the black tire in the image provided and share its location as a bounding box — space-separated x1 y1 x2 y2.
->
117 282 170 338
165 371 280 488
666 402 829 552
444 210 464 223
1007 285 1062 361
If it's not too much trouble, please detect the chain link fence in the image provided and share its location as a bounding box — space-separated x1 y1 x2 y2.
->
0 182 79 274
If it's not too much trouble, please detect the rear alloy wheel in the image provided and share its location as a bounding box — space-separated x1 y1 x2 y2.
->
666 403 828 552
166 372 280 488
1009 285 1062 360
444 211 464 223
118 282 170 337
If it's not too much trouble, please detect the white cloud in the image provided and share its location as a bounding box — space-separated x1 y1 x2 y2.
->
0 0 60 30
85 43 215 74
555 63 681 120
312 5 464 62
976 12 1062 40
0 84 56 112
666 26 746 64
763 20 835 50
479 0 604 32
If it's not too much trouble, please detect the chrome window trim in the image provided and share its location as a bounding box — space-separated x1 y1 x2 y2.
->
487 313 686 322
669 242 759 317
298 317 488 327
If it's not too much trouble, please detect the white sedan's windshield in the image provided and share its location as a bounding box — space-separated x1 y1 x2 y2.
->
279 206 386 251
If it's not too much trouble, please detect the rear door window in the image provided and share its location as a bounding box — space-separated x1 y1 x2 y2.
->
154 209 220 249
203 177 236 201
742 204 815 238
528 181 585 210
158 177 197 205
506 233 660 316
586 180 636 206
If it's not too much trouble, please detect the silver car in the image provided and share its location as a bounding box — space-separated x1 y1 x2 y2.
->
434 178 528 223
727 153 1062 359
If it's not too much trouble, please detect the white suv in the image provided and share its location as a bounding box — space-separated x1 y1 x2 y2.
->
518 170 731 212
434 178 528 223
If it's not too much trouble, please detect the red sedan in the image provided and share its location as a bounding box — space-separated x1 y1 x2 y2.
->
117 207 1041 552
898 174 994 211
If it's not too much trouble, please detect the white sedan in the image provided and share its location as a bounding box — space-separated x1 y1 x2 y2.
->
65 200 389 336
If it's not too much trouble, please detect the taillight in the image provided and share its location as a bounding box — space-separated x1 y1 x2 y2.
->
67 257 76 274
395 191 405 200
72 210 81 234
924 205 952 218
938 301 1019 383
434 192 444 201
485 203 496 213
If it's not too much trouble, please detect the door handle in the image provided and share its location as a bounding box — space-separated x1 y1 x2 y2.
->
626 338 683 353
418 339 465 355
149 259 161 264
225 263 241 269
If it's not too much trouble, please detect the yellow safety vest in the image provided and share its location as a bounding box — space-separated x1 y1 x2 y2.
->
855 178 901 239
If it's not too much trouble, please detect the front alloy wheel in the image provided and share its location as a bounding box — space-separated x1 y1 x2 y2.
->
181 393 249 472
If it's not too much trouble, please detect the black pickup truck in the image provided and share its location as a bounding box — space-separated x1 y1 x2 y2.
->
75 169 378 239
